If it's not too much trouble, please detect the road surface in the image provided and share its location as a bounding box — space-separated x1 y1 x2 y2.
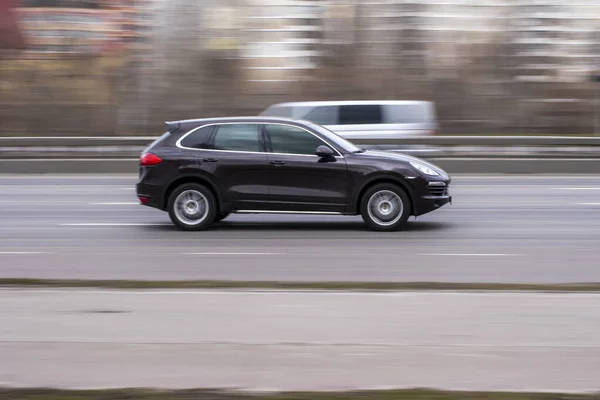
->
2 289 600 391
1 174 600 283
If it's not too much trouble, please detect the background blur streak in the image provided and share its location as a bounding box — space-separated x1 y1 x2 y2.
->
1 0 600 136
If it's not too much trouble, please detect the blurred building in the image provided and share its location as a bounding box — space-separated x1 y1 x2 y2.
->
0 0 26 50
509 0 600 132
512 0 599 83
2 0 600 134
13 0 151 58
241 0 326 90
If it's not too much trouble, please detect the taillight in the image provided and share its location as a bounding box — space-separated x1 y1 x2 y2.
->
140 152 163 166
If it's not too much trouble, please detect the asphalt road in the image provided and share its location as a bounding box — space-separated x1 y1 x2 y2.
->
1 174 600 283
2 289 600 391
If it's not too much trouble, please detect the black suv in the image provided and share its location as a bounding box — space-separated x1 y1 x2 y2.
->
136 117 451 231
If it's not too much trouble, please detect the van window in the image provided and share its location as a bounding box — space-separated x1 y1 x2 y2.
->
339 105 382 125
261 105 293 118
386 104 432 124
300 106 338 125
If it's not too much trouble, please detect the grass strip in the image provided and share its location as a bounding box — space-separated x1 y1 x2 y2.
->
1 388 600 400
1 279 600 292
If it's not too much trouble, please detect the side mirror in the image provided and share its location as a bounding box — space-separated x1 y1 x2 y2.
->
316 145 334 158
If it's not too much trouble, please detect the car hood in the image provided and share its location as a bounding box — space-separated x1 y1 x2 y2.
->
355 150 449 178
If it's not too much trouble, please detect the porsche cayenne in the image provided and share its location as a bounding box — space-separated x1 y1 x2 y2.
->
136 117 451 231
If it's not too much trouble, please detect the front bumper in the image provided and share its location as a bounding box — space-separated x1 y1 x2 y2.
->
412 179 452 216
416 195 451 216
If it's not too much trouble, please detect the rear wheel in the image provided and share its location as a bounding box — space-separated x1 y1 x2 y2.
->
360 183 410 232
167 183 217 231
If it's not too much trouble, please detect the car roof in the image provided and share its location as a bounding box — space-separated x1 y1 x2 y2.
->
266 100 433 107
166 116 311 131
171 116 302 124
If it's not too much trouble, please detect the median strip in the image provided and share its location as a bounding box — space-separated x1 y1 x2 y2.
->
1 279 600 292
0 252 48 255
1 388 600 400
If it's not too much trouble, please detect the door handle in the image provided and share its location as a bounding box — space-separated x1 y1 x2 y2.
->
270 160 286 166
202 158 218 163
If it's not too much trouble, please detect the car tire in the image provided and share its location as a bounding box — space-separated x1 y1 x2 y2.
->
360 183 411 232
167 183 217 231
214 212 230 222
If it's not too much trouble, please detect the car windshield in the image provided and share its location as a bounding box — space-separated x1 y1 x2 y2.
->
308 123 363 154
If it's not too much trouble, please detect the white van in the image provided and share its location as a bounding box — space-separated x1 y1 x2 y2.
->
259 100 438 140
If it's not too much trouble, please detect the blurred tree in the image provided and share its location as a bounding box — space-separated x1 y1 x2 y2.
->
0 0 26 52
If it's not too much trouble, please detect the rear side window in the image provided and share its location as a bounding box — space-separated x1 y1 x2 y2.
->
213 124 261 152
266 124 328 155
179 126 213 149
339 105 382 125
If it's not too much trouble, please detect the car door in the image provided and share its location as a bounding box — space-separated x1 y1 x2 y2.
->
263 123 348 212
198 123 270 210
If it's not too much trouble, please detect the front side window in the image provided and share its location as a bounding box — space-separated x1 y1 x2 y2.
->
266 124 330 156
339 105 383 125
212 124 261 152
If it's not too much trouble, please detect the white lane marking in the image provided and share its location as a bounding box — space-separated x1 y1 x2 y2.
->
89 202 139 205
60 223 167 226
551 187 600 190
183 252 282 256
575 203 600 206
0 251 48 255
421 253 519 257
121 188 135 190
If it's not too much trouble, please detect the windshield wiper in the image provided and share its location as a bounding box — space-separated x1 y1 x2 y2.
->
353 149 366 154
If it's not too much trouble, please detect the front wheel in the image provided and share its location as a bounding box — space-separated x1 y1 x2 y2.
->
167 183 217 231
360 183 411 232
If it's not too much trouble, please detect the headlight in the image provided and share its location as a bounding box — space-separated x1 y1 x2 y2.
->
410 161 439 176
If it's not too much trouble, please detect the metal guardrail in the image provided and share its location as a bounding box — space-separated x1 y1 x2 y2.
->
0 137 157 147
3 136 600 174
2 136 600 147
354 136 600 147
2 136 600 160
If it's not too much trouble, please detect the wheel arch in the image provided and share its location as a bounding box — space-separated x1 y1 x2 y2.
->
352 176 415 216
162 174 222 212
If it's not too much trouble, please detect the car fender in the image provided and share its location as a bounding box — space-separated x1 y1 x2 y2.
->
349 172 416 215
162 171 223 211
